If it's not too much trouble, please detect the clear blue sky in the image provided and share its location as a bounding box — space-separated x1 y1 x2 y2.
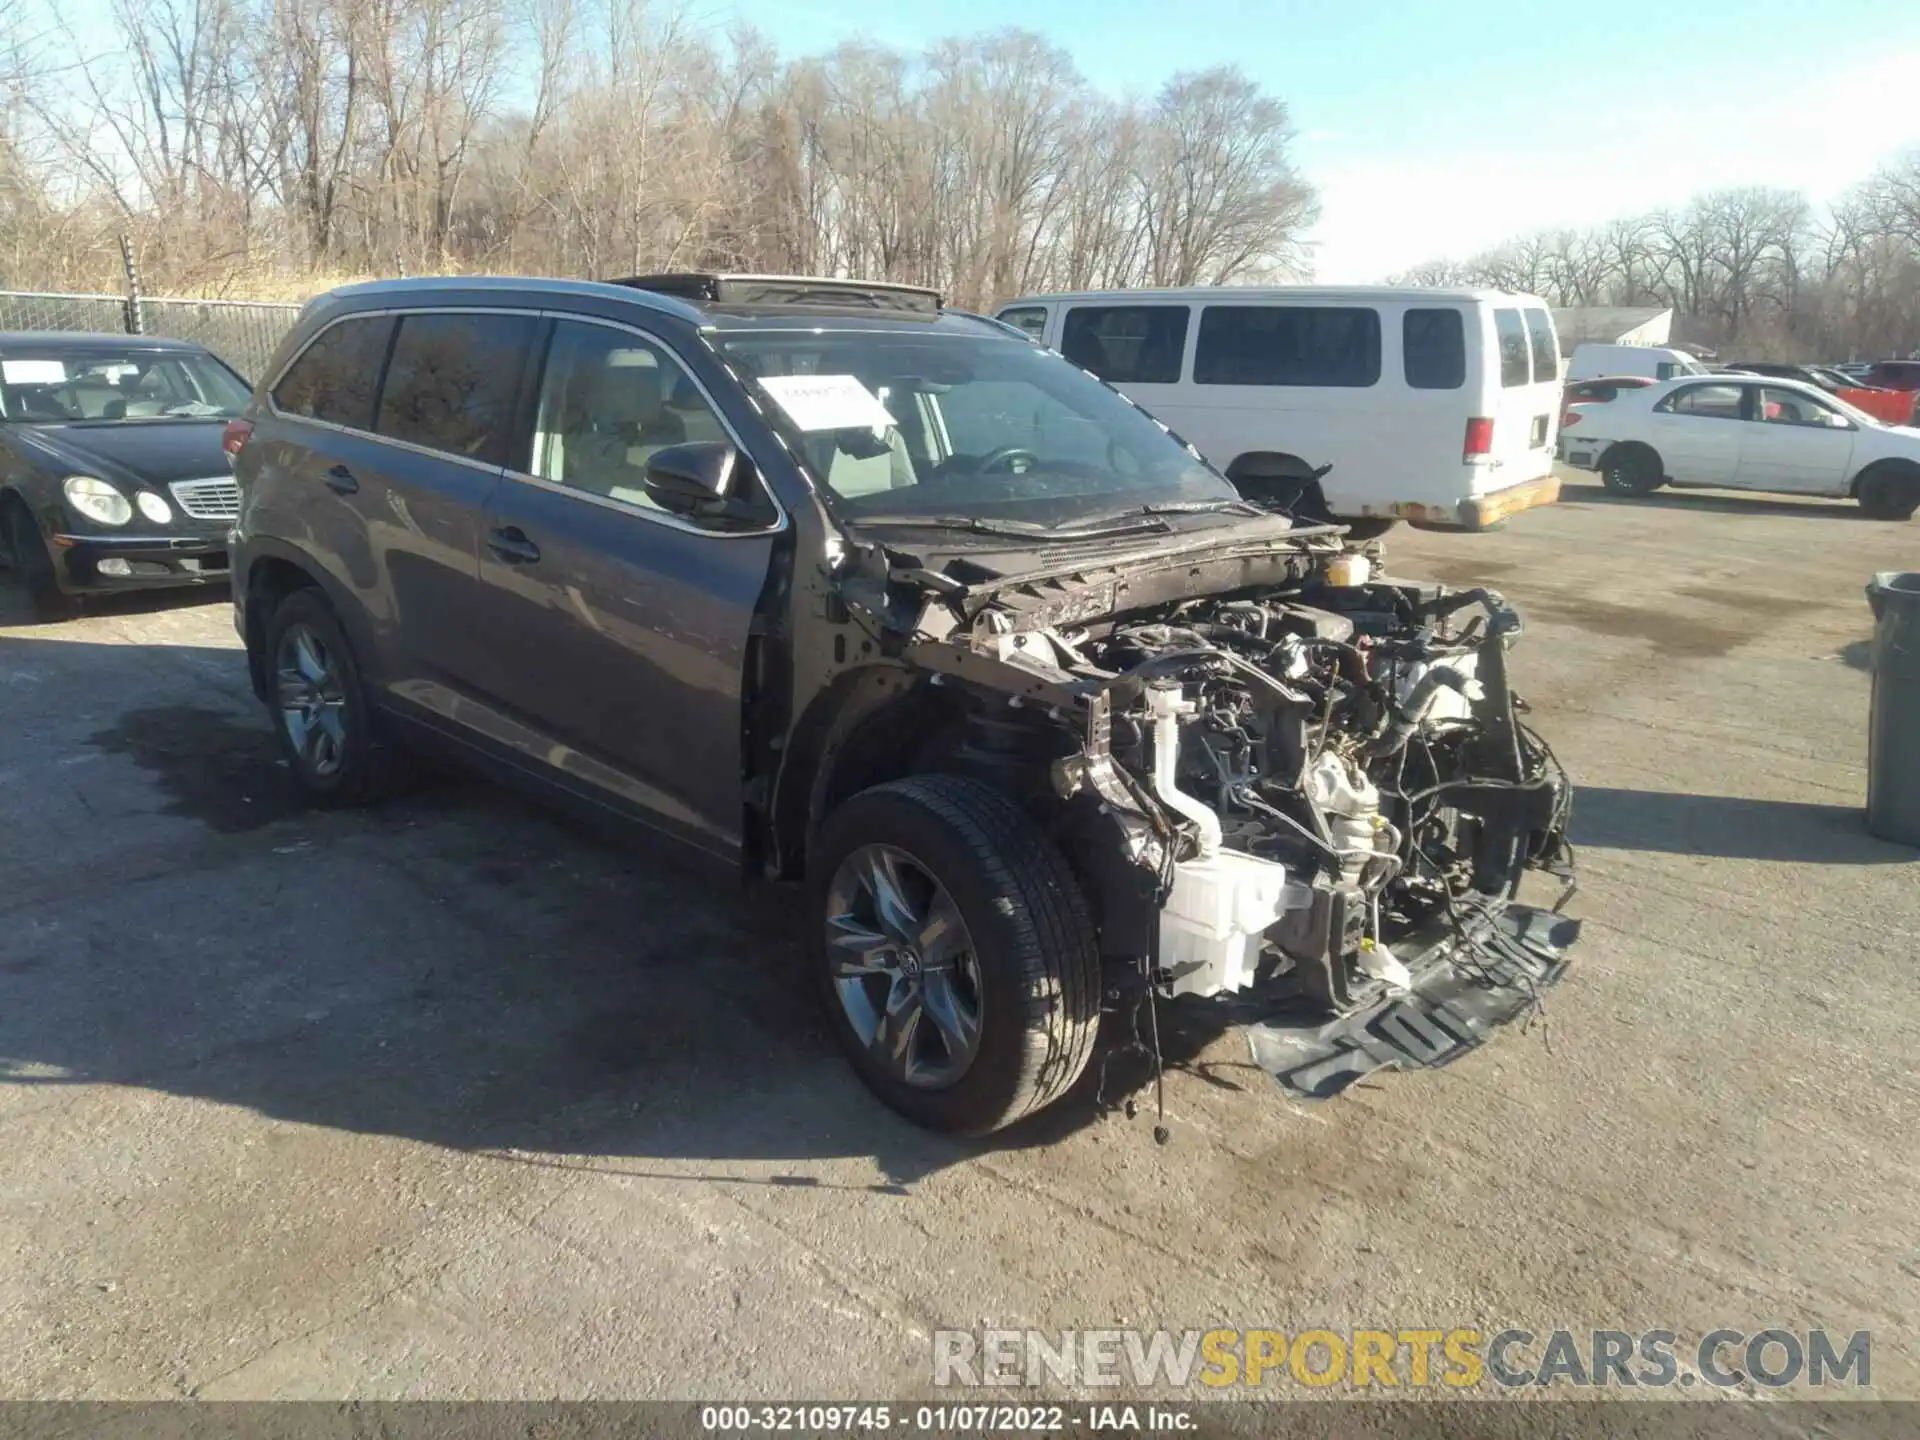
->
722 0 1920 281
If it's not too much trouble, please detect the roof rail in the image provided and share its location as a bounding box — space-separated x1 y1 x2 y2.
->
613 273 943 314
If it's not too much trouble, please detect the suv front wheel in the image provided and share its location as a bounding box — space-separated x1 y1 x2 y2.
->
812 775 1101 1135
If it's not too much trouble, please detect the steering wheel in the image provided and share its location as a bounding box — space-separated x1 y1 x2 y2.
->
975 445 1041 474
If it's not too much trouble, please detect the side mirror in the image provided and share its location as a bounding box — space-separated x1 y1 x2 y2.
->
643 441 766 524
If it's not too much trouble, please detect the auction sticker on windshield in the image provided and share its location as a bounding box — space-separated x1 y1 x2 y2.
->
2 359 66 384
759 373 896 432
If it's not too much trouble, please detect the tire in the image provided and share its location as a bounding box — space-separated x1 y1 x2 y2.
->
262 587 405 805
812 775 1100 1135
1856 464 1920 522
1600 444 1664 495
1 497 74 618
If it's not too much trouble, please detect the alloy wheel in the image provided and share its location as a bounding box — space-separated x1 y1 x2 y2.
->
274 623 348 779
824 843 985 1090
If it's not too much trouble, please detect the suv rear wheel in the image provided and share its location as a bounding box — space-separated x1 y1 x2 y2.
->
812 775 1100 1135
264 588 405 805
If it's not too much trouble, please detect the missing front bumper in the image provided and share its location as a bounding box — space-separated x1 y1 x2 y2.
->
1243 901 1580 1100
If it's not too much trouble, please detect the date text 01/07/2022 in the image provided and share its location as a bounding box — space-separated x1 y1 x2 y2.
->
697 1404 1196 1432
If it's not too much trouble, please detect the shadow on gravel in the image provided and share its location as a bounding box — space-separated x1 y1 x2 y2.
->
1575 786 1917 863
1557 479 1867 522
3 631 1203 1191
88 705 308 832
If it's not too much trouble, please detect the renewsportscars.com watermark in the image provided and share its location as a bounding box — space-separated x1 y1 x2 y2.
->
932 1328 1871 1391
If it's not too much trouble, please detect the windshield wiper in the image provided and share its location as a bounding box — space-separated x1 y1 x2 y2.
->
1047 498 1268 532
848 513 1052 538
1094 498 1265 521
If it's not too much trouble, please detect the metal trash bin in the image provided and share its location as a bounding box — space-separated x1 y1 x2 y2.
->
1866 571 1920 846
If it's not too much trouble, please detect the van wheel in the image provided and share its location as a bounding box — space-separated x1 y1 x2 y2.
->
812 775 1100 1135
1601 444 1663 495
263 588 405 805
1856 464 1920 521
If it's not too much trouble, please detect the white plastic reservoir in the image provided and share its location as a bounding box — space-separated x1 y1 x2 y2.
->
1159 849 1308 998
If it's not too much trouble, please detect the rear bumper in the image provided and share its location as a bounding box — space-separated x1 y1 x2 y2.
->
53 532 232 593
1398 471 1563 532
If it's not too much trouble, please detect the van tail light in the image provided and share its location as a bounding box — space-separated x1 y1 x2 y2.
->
1561 409 1581 429
222 418 253 461
1463 416 1495 459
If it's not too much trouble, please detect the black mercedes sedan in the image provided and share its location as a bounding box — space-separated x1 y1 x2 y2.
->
0 332 250 609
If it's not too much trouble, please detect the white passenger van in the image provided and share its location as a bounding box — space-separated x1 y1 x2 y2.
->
994 287 1565 533
1565 343 1706 383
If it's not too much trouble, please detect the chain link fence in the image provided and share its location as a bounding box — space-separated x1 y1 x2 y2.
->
0 289 302 382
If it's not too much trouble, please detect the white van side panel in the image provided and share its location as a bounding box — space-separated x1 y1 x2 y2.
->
1566 344 1703 382
1035 297 1556 516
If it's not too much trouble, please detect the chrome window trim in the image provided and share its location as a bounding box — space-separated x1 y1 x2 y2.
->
494 310 787 540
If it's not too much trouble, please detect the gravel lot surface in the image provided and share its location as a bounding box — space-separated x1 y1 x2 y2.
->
2 474 1914 1404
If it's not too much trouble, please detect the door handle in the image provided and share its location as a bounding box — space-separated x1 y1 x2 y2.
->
487 526 541 564
324 464 359 494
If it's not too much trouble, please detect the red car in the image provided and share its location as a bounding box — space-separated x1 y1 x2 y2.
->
1864 361 1920 393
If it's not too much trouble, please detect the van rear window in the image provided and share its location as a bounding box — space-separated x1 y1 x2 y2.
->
1523 308 1559 383
1194 306 1380 388
1494 308 1530 388
1403 309 1464 389
1060 306 1189 384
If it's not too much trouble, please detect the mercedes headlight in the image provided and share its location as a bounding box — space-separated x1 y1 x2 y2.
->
63 476 132 526
135 490 173 524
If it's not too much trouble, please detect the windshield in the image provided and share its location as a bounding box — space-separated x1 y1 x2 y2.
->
714 328 1234 528
0 348 250 423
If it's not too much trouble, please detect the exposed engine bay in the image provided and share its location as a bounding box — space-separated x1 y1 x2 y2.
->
829 528 1580 1101
1075 571 1574 1011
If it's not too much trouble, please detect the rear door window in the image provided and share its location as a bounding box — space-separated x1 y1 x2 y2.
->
1060 306 1189 384
273 315 395 430
1523 308 1559 383
1493 309 1530 388
995 306 1049 341
374 311 539 466
1660 383 1745 418
1194 305 1380 387
1403 308 1464 389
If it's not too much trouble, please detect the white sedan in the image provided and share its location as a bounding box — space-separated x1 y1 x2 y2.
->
1558 373 1920 519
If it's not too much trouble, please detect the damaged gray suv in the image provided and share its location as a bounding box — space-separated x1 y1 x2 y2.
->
232 273 1577 1135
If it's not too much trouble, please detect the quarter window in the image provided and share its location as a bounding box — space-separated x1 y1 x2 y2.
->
1194 306 1381 387
374 312 537 465
1493 308 1530 388
272 315 394 430
531 320 743 520
1403 308 1465 389
1060 305 1189 384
